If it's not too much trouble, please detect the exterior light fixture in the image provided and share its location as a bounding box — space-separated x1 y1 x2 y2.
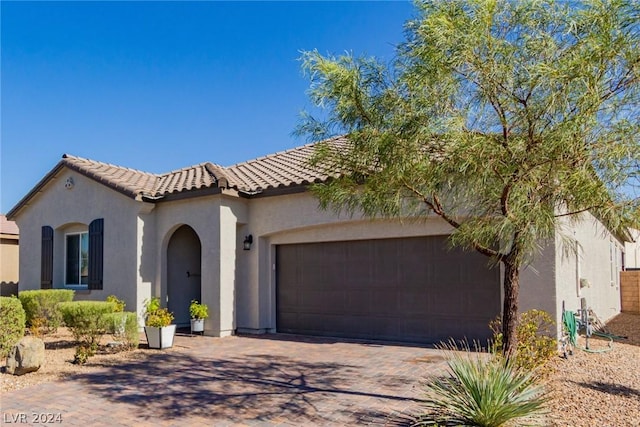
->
243 234 253 250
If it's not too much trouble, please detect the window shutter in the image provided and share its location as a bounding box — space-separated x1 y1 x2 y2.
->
41 226 54 289
88 218 104 290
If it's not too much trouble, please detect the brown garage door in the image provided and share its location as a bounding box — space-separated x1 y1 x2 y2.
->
276 236 500 344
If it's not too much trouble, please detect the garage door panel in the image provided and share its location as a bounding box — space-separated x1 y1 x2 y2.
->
301 290 346 312
346 290 372 315
398 291 429 315
276 236 500 344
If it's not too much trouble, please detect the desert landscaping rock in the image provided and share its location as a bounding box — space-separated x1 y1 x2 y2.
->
6 336 45 376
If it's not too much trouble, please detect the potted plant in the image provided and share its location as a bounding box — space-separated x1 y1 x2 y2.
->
143 297 175 349
189 299 208 333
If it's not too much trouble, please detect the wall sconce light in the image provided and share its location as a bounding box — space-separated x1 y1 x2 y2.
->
243 234 253 251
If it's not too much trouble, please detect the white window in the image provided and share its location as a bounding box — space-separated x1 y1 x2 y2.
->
66 232 89 285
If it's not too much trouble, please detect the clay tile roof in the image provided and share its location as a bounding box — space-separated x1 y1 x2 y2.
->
0 215 19 235
62 155 224 198
155 162 221 196
62 154 159 198
225 136 349 192
7 136 352 219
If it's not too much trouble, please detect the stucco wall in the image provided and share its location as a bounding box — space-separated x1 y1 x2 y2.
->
519 242 557 322
152 193 247 336
554 212 623 333
13 170 142 310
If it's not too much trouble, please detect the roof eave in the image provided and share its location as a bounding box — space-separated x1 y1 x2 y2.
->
6 157 144 220
6 160 67 220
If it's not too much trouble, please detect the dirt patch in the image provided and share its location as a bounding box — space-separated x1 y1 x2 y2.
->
1 328 155 393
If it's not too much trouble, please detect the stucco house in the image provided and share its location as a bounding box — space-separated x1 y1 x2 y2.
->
6 137 629 342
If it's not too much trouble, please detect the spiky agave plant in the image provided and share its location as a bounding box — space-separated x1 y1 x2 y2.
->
414 342 549 427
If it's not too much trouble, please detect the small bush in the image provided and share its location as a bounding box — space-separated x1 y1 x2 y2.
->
143 297 174 327
490 309 557 376
73 345 91 365
18 289 75 334
106 295 126 312
415 342 548 427
0 296 26 357
104 311 139 349
189 300 209 320
58 301 115 357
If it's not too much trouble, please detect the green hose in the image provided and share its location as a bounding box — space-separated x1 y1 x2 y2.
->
562 310 577 346
562 310 619 353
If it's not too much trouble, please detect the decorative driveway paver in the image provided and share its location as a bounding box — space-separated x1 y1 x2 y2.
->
1 334 447 426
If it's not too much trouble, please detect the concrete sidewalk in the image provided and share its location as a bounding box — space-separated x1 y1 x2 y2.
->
1 333 448 426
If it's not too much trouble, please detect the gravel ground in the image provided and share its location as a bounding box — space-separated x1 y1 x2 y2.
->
2 314 639 426
0 330 156 393
546 312 640 427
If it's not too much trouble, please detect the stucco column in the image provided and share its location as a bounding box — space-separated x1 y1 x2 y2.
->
217 205 237 336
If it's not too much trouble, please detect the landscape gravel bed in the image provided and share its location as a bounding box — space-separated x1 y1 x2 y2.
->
546 313 640 427
1 313 639 426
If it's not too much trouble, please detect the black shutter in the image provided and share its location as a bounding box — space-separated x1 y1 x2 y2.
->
88 218 104 290
41 226 54 289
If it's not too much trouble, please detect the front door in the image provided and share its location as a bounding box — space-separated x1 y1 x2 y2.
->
167 225 201 326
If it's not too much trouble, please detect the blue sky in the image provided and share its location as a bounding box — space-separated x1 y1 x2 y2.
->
1 1 415 212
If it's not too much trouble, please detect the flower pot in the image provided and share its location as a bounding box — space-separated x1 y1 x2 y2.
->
144 324 176 349
191 318 205 333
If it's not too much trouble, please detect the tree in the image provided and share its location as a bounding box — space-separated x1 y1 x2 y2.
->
298 0 640 356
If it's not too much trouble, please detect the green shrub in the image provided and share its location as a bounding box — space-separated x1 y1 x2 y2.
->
104 311 139 349
0 296 26 357
143 297 174 327
106 295 126 312
73 345 91 365
490 309 557 376
415 342 548 427
58 301 115 357
189 300 209 320
18 289 75 334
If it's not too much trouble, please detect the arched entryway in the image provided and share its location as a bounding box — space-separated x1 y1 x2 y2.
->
167 225 202 326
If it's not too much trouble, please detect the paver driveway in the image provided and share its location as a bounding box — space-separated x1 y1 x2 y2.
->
1 333 448 426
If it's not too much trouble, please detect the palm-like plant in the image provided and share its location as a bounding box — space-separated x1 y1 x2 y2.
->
415 343 549 427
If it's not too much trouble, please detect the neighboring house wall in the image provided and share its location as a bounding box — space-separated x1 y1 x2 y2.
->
15 171 142 311
624 228 640 269
0 215 20 284
0 235 19 283
554 212 623 333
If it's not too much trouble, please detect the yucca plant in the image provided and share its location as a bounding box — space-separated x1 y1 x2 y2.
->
414 343 549 427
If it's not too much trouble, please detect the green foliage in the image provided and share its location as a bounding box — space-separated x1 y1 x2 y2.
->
73 345 91 365
189 300 209 320
104 311 139 349
0 296 26 357
18 289 75 334
490 309 557 376
415 343 548 427
106 295 126 312
299 0 640 355
143 297 174 327
58 301 115 358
